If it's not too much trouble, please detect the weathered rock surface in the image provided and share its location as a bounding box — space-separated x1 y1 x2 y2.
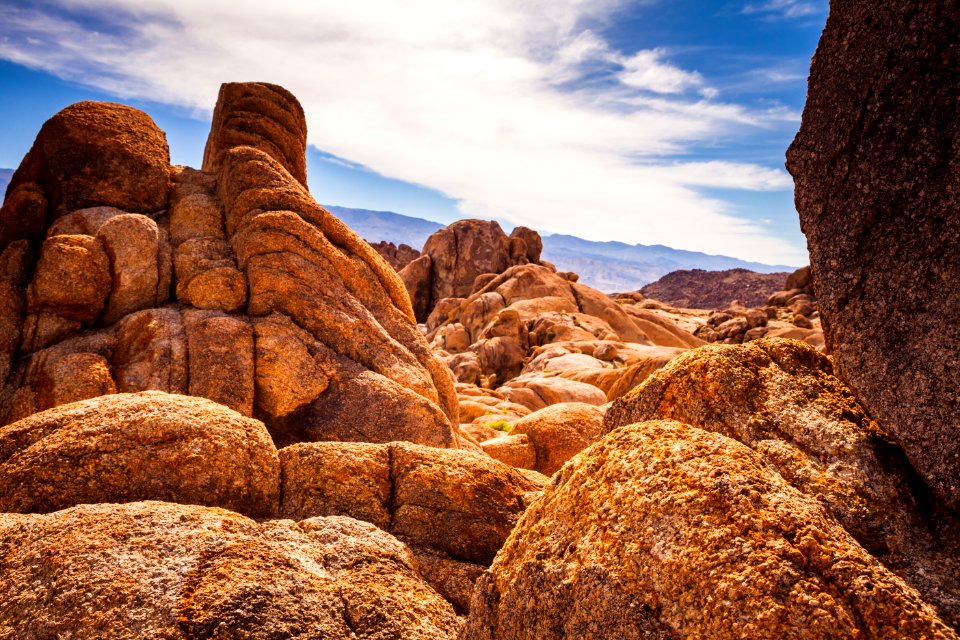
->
0 392 279 517
606 338 960 627
787 0 960 508
409 221 549 322
422 220 513 308
279 440 539 565
279 439 541 613
2 101 170 222
203 82 308 187
464 420 957 640
0 82 459 448
427 263 697 396
0 502 460 639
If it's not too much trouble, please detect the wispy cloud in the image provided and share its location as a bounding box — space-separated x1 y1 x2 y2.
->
742 0 824 20
0 0 806 264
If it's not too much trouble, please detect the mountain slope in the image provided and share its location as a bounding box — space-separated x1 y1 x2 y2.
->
326 205 443 249
325 205 800 292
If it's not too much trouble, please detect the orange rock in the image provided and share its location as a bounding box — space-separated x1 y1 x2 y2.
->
399 253 433 321
184 310 255 416
606 338 960 626
465 420 957 639
0 502 459 639
7 101 170 216
26 234 111 323
498 374 607 411
32 352 116 409
279 441 390 528
203 82 308 186
509 402 604 475
0 392 279 517
480 434 537 470
113 307 188 394
279 440 540 565
97 213 163 322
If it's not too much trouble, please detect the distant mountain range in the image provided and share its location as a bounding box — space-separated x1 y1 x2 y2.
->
0 173 798 292
328 205 798 292
0 169 12 201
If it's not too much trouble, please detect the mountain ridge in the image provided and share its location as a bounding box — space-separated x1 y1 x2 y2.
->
327 204 799 292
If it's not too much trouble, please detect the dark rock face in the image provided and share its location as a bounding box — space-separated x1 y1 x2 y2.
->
787 0 960 507
640 268 790 309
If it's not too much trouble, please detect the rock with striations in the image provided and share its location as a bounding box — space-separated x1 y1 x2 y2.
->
0 392 280 518
423 220 513 306
606 338 960 626
0 501 460 639
464 419 958 640
786 0 960 508
0 82 460 449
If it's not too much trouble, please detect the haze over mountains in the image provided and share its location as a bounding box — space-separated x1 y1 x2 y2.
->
327 205 797 292
0 169 11 197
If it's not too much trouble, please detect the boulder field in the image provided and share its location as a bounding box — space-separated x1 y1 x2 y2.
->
1 0 959 631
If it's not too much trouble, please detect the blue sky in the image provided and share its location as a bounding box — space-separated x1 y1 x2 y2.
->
0 0 826 264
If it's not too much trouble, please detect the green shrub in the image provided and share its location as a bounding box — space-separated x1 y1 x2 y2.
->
488 419 511 432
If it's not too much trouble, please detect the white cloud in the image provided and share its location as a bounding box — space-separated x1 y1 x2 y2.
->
0 0 806 264
742 0 822 20
617 48 705 94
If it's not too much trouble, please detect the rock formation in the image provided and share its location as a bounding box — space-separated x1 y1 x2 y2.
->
464 419 958 639
0 82 460 449
280 439 541 613
787 0 960 507
369 240 420 271
400 220 545 321
639 267 790 309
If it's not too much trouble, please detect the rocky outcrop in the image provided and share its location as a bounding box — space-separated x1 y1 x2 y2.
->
640 268 790 309
464 420 957 640
2 102 170 231
428 263 697 390
605 338 960 627
369 240 420 271
0 82 460 448
0 392 279 517
403 221 547 322
0 502 460 639
787 0 960 507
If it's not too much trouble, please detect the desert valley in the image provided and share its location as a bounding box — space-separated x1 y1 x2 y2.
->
0 1 958 639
